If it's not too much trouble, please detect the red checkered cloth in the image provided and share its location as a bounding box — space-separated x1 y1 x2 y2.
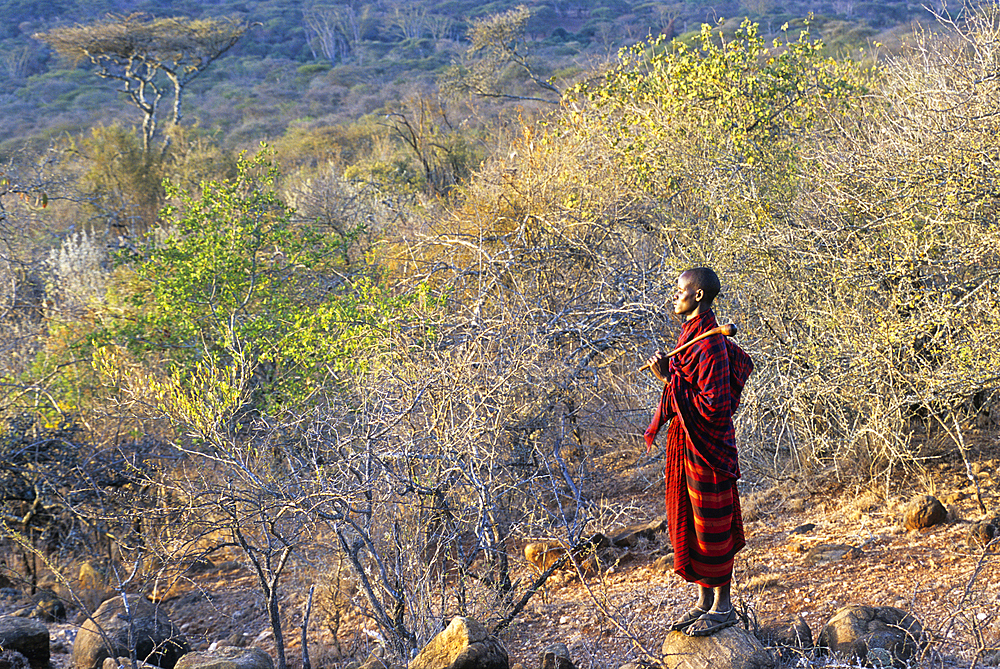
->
644 309 753 587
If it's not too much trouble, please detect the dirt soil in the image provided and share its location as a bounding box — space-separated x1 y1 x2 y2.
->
7 433 999 669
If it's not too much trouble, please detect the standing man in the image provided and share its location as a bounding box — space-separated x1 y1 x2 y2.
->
644 267 753 637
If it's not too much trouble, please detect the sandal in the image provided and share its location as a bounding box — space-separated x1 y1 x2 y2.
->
685 608 737 637
669 606 708 632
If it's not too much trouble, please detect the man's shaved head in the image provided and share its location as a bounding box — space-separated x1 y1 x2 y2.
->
682 267 721 305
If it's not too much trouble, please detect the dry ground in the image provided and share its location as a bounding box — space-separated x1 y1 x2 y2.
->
9 432 999 669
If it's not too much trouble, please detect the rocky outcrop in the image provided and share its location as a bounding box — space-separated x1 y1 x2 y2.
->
72 596 189 669
0 616 50 668
409 617 507 669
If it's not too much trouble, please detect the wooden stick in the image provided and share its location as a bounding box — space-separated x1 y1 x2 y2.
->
638 324 738 372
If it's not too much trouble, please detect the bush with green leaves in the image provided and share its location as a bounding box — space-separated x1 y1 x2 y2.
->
95 147 435 423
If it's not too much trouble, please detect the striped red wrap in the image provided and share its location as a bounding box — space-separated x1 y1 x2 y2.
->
645 309 753 587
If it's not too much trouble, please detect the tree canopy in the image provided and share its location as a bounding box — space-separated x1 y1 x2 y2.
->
35 13 248 153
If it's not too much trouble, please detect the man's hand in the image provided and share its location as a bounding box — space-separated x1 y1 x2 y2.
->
644 350 669 383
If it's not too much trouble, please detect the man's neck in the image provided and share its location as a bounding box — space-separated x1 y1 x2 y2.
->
685 304 710 321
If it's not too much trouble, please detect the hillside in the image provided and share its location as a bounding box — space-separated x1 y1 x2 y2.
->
1 0 933 153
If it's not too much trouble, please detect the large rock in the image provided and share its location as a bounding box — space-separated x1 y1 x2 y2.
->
817 605 923 668
661 626 774 669
174 647 274 669
0 615 50 668
72 596 189 669
408 617 507 669
903 496 946 531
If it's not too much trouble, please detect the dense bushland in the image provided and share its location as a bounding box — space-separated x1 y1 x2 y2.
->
1 4 998 668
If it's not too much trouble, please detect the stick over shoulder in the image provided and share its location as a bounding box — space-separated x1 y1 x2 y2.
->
638 324 738 373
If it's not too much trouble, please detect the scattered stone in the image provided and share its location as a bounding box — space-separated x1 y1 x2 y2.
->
788 523 816 535
940 491 965 505
756 614 811 661
661 626 774 669
174 647 274 669
817 605 924 668
801 544 862 565
0 651 31 669
0 615 50 668
538 643 574 669
651 555 673 574
72 595 189 669
102 658 158 669
609 518 667 548
29 588 66 622
408 617 507 669
969 520 998 546
524 534 608 575
903 495 947 531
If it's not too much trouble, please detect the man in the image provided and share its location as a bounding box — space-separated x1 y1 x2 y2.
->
644 267 753 637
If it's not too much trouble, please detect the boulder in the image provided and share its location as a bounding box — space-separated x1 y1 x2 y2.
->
538 643 574 669
661 626 774 669
174 647 274 669
902 496 946 531
0 615 50 668
817 605 924 668
72 595 189 669
408 617 507 669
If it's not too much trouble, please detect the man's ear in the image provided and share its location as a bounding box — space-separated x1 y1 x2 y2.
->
695 288 705 303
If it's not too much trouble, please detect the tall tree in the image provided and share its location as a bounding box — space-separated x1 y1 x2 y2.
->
440 5 561 104
36 14 248 154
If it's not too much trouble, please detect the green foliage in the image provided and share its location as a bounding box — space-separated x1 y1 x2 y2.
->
97 148 436 420
585 18 866 200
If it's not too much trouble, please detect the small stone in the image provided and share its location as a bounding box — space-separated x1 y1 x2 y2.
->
802 544 862 565
903 495 947 531
539 643 575 669
789 523 816 535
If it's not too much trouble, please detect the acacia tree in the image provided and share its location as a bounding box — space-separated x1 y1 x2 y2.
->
35 14 248 154
440 5 561 104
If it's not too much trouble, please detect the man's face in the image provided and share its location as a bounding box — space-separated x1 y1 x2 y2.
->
673 272 703 318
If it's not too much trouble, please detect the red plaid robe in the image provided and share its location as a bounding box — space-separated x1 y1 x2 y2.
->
644 309 754 586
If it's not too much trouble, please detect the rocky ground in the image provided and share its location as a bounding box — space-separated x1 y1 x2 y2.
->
2 433 998 669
